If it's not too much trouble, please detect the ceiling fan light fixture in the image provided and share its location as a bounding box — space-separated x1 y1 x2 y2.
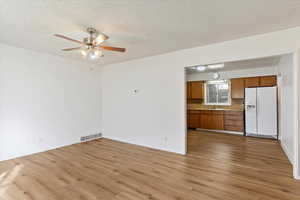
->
82 48 103 60
94 34 106 45
81 49 87 57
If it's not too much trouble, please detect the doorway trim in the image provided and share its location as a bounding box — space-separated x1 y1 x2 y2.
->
293 50 300 179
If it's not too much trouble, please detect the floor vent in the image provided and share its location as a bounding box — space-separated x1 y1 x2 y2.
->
80 133 102 142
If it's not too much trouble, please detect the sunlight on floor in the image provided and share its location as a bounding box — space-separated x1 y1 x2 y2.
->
0 164 23 197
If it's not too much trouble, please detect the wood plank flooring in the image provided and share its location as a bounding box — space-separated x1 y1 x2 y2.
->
0 130 299 200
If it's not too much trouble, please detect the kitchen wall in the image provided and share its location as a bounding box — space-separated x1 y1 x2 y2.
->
187 66 277 81
0 43 103 161
102 27 300 178
277 54 294 164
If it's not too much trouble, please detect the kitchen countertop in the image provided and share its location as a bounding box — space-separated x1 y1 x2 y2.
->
187 104 244 112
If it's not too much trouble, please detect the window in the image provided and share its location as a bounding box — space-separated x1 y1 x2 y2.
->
205 80 230 105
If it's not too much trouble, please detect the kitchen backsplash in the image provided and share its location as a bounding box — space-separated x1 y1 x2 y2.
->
188 103 245 111
187 99 244 110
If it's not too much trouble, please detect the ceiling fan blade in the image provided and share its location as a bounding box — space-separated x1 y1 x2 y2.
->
61 47 82 51
54 34 83 44
100 46 126 52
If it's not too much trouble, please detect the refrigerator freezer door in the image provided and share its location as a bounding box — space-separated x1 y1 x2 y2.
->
245 88 257 135
257 87 277 137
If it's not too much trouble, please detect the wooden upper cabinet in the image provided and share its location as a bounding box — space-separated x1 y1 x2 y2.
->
190 81 204 99
187 82 192 99
259 76 277 87
245 77 259 88
231 78 245 99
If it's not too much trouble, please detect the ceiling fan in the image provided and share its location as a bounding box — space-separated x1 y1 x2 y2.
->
54 27 126 60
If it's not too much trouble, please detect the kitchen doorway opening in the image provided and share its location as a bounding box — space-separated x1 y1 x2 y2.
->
184 53 298 179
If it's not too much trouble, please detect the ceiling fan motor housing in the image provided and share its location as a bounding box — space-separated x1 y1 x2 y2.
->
85 27 99 45
83 37 94 47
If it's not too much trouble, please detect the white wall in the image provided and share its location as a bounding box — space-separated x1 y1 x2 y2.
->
277 54 294 164
0 43 103 161
102 55 186 154
102 27 300 178
187 66 277 81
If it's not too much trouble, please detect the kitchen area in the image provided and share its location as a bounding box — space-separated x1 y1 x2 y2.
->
185 54 296 178
186 57 278 137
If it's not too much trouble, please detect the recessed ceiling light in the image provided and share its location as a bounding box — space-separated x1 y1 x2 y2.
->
207 63 224 69
196 65 206 71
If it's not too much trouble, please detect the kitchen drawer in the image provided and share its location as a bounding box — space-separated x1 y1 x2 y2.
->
224 115 244 121
188 110 201 114
224 120 244 126
200 110 224 115
224 111 244 116
224 125 244 132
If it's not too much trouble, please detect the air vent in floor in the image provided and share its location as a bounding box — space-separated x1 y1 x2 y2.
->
80 133 102 142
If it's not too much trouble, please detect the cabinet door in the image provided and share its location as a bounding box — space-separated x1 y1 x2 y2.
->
186 82 191 99
231 78 245 99
190 81 204 99
259 76 277 87
199 112 210 129
245 77 259 88
188 112 200 128
211 112 224 130
200 111 224 130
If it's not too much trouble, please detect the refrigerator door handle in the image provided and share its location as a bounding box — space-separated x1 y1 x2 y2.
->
246 104 256 110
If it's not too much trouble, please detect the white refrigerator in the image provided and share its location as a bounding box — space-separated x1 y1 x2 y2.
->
245 87 277 138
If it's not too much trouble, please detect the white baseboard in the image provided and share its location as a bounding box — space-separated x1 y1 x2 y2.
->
280 141 294 165
294 173 300 180
195 128 244 135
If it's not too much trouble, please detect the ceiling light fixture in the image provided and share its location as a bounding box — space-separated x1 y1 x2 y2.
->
81 48 103 60
196 65 206 71
54 27 126 61
207 63 224 69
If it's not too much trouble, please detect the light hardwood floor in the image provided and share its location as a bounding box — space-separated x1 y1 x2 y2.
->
0 130 299 200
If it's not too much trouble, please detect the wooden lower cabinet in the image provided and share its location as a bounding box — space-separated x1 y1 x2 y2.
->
187 111 200 128
224 111 244 132
188 110 244 132
200 111 224 130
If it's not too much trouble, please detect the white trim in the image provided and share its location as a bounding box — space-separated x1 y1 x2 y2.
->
281 141 294 165
195 128 244 135
183 67 188 155
293 51 299 179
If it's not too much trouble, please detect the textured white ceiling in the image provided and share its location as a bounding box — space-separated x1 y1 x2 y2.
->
1 0 300 66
